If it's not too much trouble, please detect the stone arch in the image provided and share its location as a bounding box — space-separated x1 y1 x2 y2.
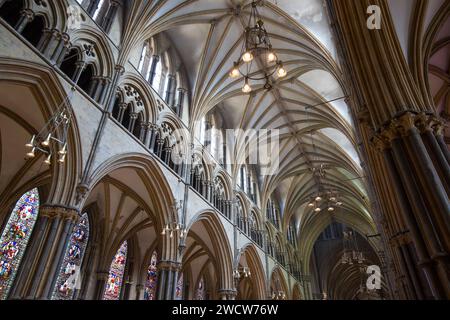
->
68 26 115 78
85 153 177 261
213 170 232 200
298 209 381 277
0 59 83 208
183 211 234 298
235 244 266 300
269 267 289 300
117 74 158 123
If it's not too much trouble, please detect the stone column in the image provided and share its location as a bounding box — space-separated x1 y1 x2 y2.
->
135 284 144 300
128 112 138 132
148 124 157 149
9 205 79 299
55 34 71 66
49 31 66 62
95 270 109 299
96 77 112 104
218 289 237 300
117 102 128 123
156 261 181 300
156 138 164 158
15 9 34 33
327 0 450 298
141 122 151 143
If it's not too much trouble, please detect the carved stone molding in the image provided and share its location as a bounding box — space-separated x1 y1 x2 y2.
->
39 205 80 222
371 111 446 151
157 260 182 272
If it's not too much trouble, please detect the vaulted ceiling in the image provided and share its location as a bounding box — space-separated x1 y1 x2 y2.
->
118 0 371 251
115 0 448 258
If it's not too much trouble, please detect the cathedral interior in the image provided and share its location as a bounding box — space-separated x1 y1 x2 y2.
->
0 0 448 301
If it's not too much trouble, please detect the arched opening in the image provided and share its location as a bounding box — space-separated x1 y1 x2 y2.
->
60 48 80 80
78 158 174 300
183 213 233 300
122 104 131 130
235 246 265 300
78 64 95 95
270 269 288 300
0 0 24 28
132 113 143 140
112 96 121 120
21 15 45 48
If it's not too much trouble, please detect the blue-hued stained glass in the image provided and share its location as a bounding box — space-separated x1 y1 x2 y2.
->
103 241 128 300
175 272 183 300
0 188 39 300
52 213 89 300
144 251 158 300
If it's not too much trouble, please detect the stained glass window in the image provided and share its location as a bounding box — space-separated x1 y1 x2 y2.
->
195 276 206 300
103 241 128 300
175 272 183 300
144 251 158 300
0 188 39 300
52 213 90 300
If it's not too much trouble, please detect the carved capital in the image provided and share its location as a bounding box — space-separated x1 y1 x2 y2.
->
118 102 128 110
20 9 35 21
431 116 446 136
415 112 434 133
115 64 125 75
157 260 182 272
76 183 90 205
394 112 417 137
39 205 79 222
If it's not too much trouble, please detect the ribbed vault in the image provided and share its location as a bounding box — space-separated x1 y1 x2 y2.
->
114 0 376 273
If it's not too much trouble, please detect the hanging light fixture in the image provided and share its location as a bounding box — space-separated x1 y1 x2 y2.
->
229 1 287 93
25 105 72 166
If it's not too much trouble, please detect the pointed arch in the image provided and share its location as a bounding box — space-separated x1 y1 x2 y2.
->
184 211 234 294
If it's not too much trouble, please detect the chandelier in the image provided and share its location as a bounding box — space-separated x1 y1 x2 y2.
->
272 291 286 300
162 191 187 239
161 222 187 239
229 1 287 93
308 190 342 213
25 98 72 165
233 267 252 279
